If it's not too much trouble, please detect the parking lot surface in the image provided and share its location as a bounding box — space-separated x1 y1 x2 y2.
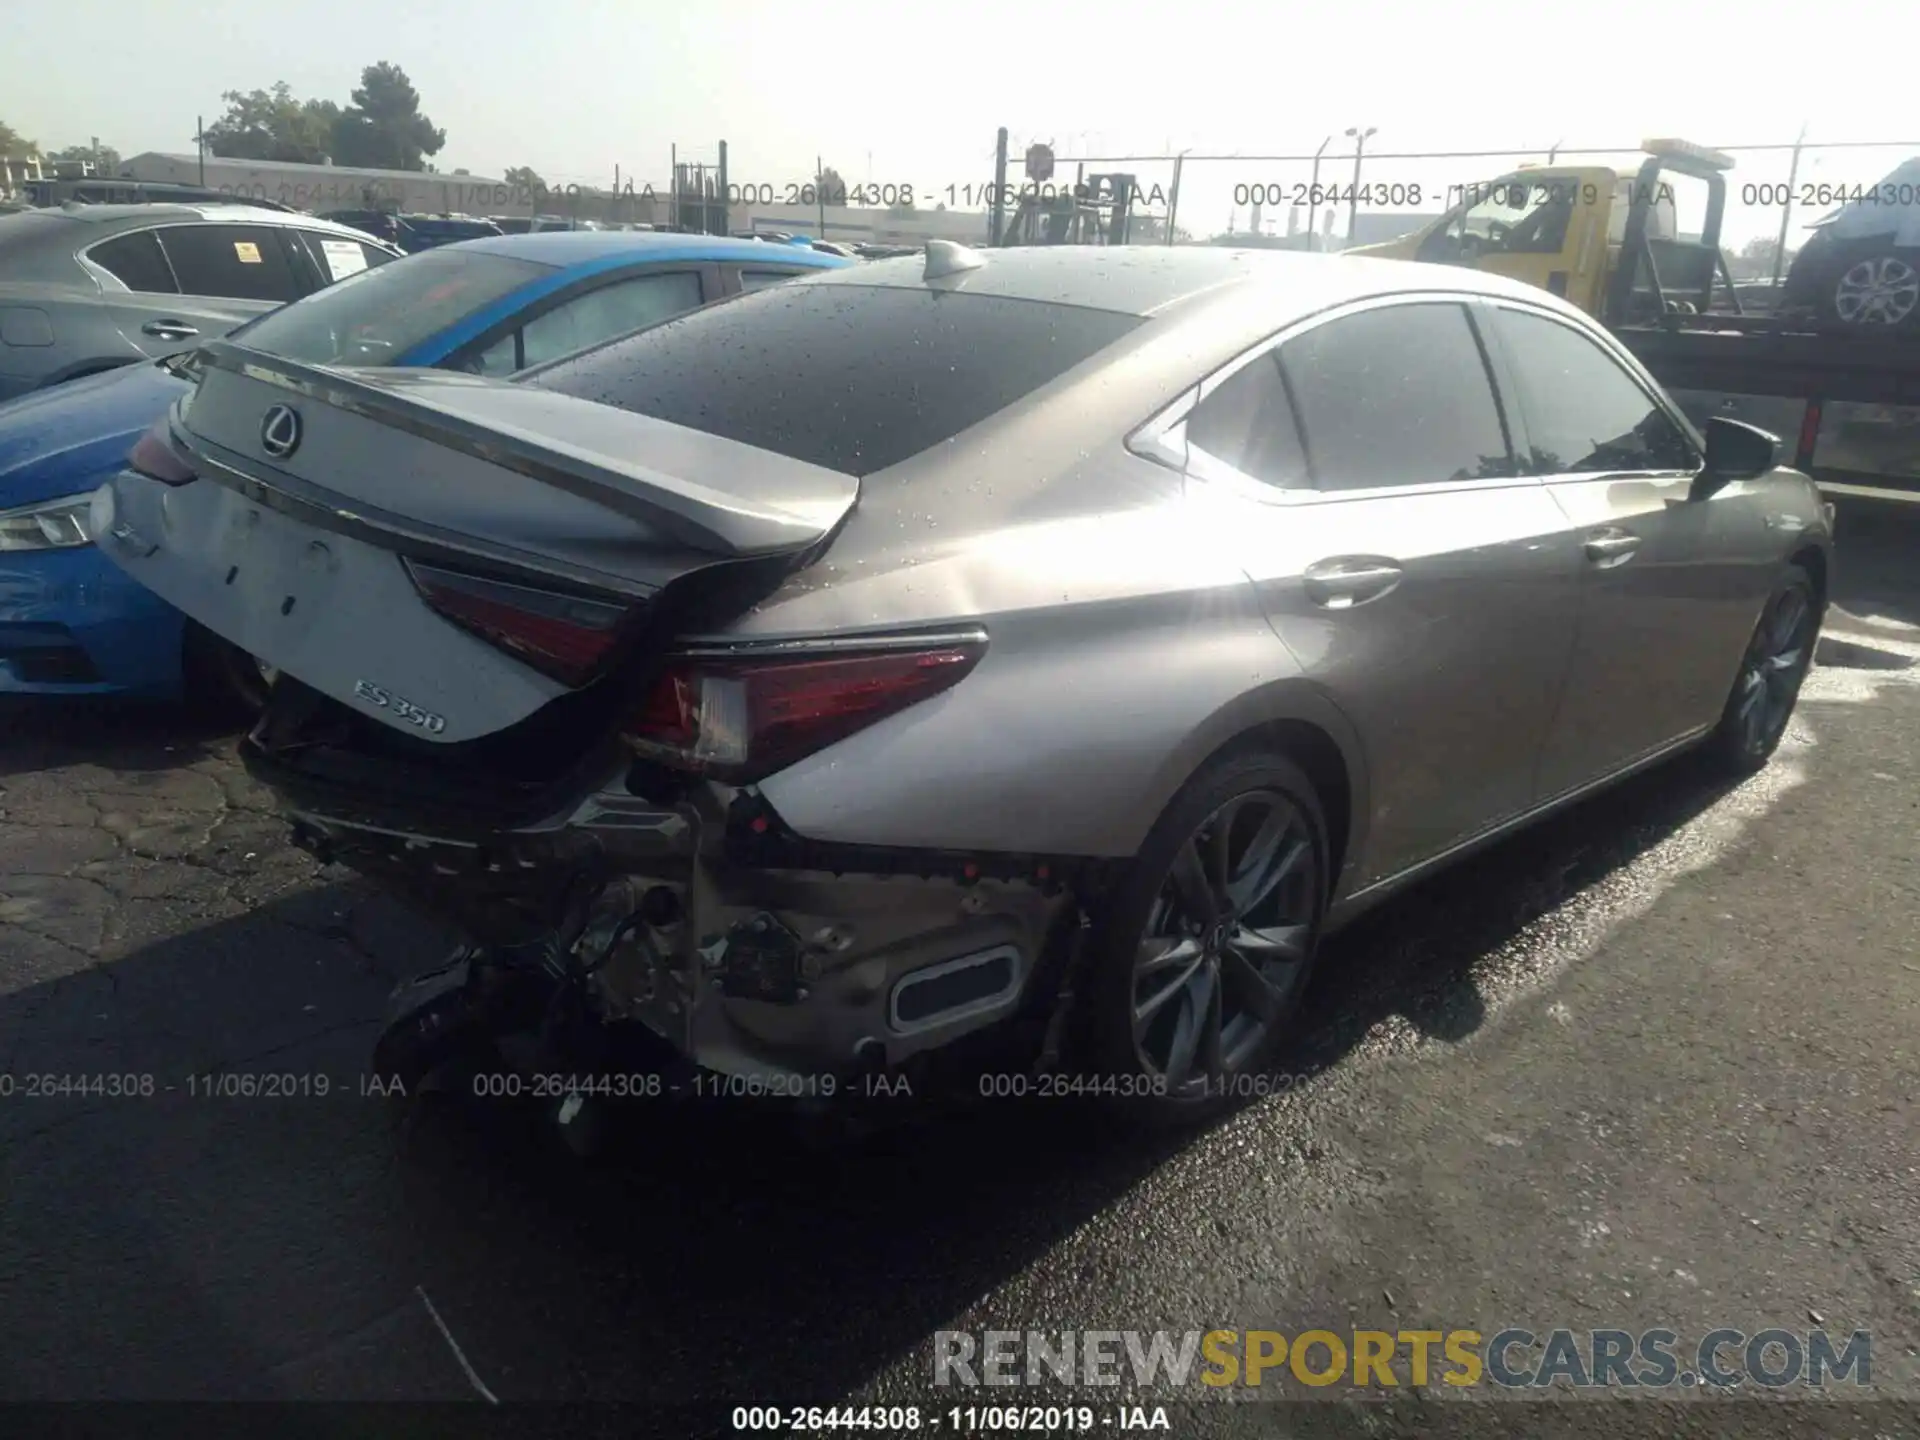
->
2 499 1917 1436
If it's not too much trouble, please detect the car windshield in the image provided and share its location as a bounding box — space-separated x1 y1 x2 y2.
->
528 283 1144 474
229 246 550 366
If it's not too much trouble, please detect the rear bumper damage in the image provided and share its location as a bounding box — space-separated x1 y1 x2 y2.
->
273 750 1084 1085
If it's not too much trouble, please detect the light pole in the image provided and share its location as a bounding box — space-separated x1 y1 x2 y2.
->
1344 125 1376 248
1304 135 1332 251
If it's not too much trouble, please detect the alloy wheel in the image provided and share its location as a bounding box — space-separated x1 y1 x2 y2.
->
1129 789 1319 1097
1732 584 1814 755
1834 256 1920 326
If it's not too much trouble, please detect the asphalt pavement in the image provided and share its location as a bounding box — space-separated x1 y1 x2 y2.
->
2 499 1918 1439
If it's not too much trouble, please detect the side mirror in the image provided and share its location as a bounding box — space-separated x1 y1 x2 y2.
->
1689 416 1779 502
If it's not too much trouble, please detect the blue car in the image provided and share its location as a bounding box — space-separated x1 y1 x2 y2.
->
0 230 849 709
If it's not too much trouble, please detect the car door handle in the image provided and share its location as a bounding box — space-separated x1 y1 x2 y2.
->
1303 557 1404 609
1583 528 1641 566
140 320 199 339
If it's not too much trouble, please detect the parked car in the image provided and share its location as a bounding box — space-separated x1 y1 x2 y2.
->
96 246 1832 1128
393 214 506 252
0 230 849 706
313 208 406 247
18 177 298 212
1780 156 1920 329
0 203 404 402
315 211 504 254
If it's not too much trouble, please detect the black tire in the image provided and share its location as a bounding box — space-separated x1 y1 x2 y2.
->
1077 749 1330 1126
1700 565 1819 777
180 620 273 725
1820 243 1920 331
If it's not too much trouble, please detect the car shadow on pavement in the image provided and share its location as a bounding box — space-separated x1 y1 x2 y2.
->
1830 495 1920 630
0 696 245 780
0 733 1766 1405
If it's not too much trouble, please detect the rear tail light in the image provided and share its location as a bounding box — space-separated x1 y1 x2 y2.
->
405 560 635 687
624 635 987 784
126 416 198 486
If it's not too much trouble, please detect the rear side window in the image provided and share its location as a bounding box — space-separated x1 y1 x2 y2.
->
529 285 1143 475
740 268 808 292
1278 303 1515 490
1185 352 1309 489
158 225 305 302
89 230 178 294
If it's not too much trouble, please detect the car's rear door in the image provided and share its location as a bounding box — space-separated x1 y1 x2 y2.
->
1177 296 1583 890
1480 298 1772 798
83 223 282 361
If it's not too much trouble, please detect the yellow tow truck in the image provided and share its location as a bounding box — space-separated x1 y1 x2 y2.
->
1352 139 1920 484
1347 138 1717 324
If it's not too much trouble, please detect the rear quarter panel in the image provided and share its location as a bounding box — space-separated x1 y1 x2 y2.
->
749 453 1366 862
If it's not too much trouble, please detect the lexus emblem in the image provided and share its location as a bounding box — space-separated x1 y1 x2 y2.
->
260 404 303 460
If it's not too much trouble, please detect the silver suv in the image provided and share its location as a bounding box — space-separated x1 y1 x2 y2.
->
0 203 404 402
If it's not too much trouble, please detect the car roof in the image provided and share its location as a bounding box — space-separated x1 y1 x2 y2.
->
802 243 1575 322
451 229 850 269
25 202 379 236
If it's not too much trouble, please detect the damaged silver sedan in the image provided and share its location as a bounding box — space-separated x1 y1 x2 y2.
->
96 243 1831 1129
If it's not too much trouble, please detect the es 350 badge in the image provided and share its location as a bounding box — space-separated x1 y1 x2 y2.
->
352 678 448 734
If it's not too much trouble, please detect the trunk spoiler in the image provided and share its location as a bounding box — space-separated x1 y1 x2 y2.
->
179 338 860 561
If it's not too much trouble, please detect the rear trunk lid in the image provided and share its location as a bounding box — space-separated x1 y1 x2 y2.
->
97 339 859 746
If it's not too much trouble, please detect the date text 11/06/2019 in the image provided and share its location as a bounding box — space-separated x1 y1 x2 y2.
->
729 1404 1166 1432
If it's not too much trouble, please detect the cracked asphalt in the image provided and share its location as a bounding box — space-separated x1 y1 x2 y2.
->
2 497 1918 1439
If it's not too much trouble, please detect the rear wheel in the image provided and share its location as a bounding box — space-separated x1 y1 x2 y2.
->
1701 565 1818 775
1824 246 1920 329
1079 751 1329 1124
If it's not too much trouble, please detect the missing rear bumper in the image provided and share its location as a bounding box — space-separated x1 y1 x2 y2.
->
286 777 1082 1083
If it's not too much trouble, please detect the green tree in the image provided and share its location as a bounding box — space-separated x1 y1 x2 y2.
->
503 164 547 199
815 165 846 202
203 83 341 163
329 63 445 171
0 120 37 157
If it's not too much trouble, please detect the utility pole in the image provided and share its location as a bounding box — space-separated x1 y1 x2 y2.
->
1167 152 1186 245
1344 126 1376 248
1304 135 1332 251
196 115 206 185
816 152 826 239
1770 122 1810 296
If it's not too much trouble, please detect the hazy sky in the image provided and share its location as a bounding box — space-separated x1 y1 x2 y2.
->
7 0 1913 246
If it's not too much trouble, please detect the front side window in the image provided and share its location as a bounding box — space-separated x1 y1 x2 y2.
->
157 225 305 303
516 270 706 369
1490 307 1699 474
1423 173 1581 260
1277 303 1514 491
293 231 398 286
230 246 550 366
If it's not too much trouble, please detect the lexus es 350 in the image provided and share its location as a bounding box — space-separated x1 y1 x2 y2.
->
95 245 1832 1124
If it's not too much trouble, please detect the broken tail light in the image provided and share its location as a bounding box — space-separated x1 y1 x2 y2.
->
126 415 198 486
405 560 635 687
623 634 987 784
